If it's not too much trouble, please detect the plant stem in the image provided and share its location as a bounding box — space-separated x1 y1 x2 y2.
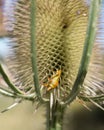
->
79 94 104 102
47 93 65 130
30 0 47 103
0 87 36 101
0 64 23 94
30 0 40 98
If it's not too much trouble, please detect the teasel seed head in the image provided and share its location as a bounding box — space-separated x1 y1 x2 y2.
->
4 0 104 105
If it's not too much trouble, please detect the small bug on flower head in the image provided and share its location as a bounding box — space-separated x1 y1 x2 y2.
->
43 70 61 91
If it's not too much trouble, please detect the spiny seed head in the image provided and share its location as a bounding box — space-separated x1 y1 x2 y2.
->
5 0 104 102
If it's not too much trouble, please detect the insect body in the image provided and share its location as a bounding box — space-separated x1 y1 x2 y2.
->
43 70 61 91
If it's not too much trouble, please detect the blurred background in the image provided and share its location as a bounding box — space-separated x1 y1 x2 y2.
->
0 0 104 130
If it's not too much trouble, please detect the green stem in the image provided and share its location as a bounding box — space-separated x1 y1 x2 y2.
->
30 0 45 102
0 64 23 94
60 0 101 106
0 87 36 101
47 93 65 130
79 94 104 102
0 87 15 97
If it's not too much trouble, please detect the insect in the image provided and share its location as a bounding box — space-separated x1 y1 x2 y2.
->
43 70 61 91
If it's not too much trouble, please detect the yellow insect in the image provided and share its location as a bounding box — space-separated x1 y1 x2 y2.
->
43 70 61 91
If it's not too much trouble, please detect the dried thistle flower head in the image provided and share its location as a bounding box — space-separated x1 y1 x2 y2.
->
4 0 104 104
